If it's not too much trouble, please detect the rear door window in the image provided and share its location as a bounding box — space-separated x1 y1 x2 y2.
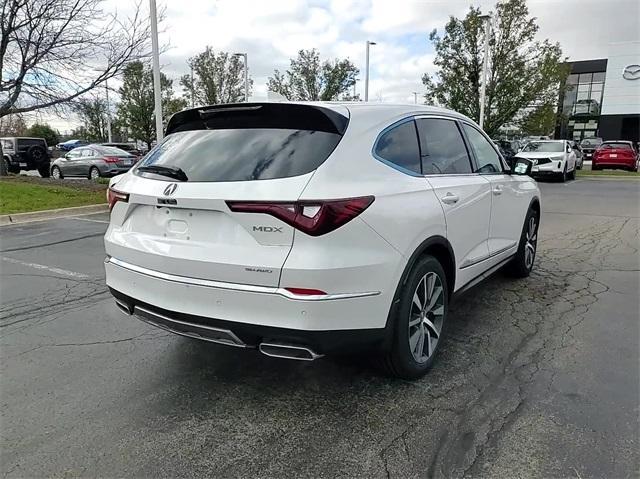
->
415 118 472 174
374 120 421 174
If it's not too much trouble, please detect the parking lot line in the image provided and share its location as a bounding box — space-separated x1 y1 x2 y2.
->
71 217 110 224
0 256 90 279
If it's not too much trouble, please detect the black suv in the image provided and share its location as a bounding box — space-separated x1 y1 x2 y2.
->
1 137 52 177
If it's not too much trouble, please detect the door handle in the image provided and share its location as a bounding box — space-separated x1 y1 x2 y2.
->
441 193 459 205
493 185 504 195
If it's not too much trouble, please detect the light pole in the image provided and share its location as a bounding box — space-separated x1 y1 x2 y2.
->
105 79 112 142
149 0 163 144
412 92 418 104
365 40 376 102
233 53 249 102
353 78 359 99
189 64 195 107
479 14 491 130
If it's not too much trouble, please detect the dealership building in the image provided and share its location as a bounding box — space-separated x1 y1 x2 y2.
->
556 41 640 142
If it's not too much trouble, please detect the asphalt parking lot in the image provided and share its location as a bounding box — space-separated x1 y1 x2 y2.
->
1 178 638 478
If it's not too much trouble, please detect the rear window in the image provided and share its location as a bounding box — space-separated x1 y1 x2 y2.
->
522 141 564 153
137 103 348 182
601 142 632 150
136 129 342 182
96 146 132 156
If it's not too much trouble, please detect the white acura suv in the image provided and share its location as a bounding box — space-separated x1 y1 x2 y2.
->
104 102 541 379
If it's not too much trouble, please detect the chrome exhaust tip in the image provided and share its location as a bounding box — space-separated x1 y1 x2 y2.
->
115 300 133 315
258 342 323 361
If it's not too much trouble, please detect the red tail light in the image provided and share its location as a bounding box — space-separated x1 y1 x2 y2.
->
103 156 120 163
226 196 375 236
284 287 327 296
107 187 129 211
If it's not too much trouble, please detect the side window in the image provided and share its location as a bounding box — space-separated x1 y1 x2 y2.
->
374 120 421 174
71 149 84 158
415 118 472 174
462 124 503 174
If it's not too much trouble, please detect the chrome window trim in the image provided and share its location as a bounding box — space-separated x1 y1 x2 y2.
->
106 257 380 301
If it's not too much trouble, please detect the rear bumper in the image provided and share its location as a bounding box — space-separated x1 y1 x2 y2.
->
109 288 388 355
104 257 392 352
592 159 637 169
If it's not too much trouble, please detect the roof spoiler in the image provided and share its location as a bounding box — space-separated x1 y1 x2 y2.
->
165 102 349 136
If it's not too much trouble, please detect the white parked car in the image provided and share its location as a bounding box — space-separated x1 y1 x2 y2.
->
515 140 577 182
104 102 541 379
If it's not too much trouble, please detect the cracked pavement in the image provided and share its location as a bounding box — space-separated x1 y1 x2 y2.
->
1 178 638 478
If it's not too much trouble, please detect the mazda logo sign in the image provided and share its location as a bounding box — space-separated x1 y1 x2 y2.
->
622 64 640 80
163 183 178 196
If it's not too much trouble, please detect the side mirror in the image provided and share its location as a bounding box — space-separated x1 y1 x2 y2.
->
512 158 533 176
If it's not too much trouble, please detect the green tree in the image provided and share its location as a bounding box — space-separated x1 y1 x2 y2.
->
518 103 560 137
267 49 359 101
26 123 60 146
180 48 250 105
74 97 108 142
117 61 187 149
422 0 568 136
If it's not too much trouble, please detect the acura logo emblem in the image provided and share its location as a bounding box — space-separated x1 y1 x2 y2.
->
163 183 178 196
622 64 640 80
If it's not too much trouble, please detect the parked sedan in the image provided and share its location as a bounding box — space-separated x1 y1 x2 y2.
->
514 140 577 182
592 141 639 172
56 139 89 151
50 145 137 180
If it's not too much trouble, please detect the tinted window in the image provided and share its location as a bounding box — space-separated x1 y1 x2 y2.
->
374 121 421 174
415 118 472 174
136 129 342 182
96 146 132 156
1 139 14 150
601 142 633 150
522 141 565 153
462 124 503 174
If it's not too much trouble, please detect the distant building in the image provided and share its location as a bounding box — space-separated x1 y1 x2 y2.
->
556 41 640 142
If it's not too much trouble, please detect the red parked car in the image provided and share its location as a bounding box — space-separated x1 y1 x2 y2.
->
592 141 639 172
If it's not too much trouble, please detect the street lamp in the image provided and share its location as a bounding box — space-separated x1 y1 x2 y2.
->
479 14 491 130
233 53 249 102
105 79 112 142
149 0 163 144
365 40 376 102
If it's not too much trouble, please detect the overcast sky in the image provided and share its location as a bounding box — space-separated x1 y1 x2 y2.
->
39 0 640 132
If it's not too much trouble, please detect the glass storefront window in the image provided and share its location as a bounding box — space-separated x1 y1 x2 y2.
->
567 74 579 85
592 72 605 82
579 73 593 84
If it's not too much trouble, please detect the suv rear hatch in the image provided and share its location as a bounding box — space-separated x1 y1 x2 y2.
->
105 103 349 287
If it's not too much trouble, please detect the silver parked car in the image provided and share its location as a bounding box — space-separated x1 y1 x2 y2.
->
50 145 137 180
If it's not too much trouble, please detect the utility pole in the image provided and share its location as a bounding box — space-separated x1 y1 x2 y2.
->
233 53 249 102
105 79 112 142
365 40 376 102
149 0 163 144
190 65 195 107
479 14 491 130
412 92 418 104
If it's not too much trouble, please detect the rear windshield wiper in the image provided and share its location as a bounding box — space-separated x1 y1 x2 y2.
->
137 165 188 181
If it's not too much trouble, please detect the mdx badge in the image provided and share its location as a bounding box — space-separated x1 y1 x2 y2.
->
253 226 283 233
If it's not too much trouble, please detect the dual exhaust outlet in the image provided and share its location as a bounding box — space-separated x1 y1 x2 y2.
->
115 300 323 361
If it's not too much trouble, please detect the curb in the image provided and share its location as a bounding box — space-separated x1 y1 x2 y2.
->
0 203 108 226
577 175 640 180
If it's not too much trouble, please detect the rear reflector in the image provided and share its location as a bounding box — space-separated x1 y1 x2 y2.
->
107 187 129 211
226 196 374 236
284 287 327 296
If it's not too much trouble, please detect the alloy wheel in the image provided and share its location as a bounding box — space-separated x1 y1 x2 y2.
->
408 272 445 363
90 167 99 180
524 216 537 269
52 167 60 179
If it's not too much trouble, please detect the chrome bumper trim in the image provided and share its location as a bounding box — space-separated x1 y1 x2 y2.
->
106 257 380 301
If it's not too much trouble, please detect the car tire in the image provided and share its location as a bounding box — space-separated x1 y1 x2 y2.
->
506 207 539 278
37 164 51 178
51 166 63 180
88 166 100 180
569 166 576 180
559 164 567 182
6 158 20 174
380 255 449 380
